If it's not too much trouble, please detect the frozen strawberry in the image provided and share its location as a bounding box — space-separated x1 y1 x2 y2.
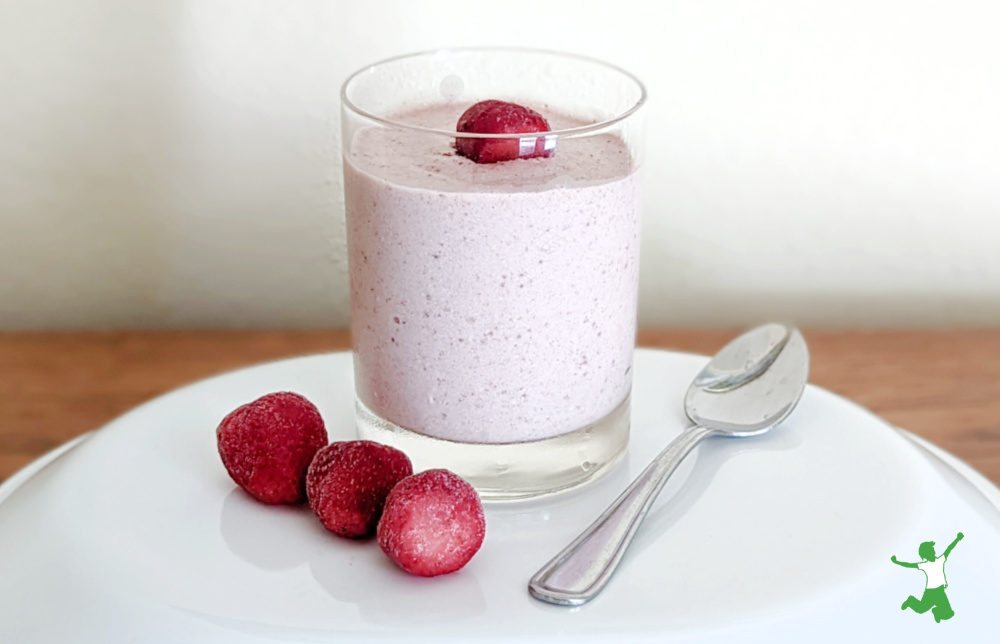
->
377 469 486 577
216 392 327 504
306 440 413 539
455 99 553 164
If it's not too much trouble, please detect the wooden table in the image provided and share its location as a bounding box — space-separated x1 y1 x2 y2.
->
2 329 999 487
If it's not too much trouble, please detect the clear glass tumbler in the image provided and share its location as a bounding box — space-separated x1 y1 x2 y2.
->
341 48 645 500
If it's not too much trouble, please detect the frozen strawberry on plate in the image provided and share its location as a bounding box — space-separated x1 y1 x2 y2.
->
377 469 486 577
306 440 413 539
455 99 553 164
216 392 328 505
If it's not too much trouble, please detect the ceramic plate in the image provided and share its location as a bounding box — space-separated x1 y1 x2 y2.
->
1 349 999 642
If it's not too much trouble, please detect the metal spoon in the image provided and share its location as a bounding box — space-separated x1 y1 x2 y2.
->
528 323 810 606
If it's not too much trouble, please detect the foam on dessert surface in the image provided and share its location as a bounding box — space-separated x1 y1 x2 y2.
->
348 103 633 192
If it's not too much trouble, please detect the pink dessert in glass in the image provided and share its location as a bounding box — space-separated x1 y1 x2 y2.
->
345 104 640 444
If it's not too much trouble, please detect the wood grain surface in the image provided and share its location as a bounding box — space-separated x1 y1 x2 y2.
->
2 329 999 487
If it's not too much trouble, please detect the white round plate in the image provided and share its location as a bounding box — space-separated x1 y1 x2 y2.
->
1 349 999 642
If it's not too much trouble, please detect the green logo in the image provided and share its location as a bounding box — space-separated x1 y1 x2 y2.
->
891 532 964 623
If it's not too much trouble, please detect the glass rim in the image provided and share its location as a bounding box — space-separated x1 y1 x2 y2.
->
340 46 647 140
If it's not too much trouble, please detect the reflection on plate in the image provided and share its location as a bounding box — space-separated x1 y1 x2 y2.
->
1 349 999 642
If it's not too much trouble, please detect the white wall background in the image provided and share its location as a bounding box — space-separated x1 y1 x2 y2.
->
1 0 998 329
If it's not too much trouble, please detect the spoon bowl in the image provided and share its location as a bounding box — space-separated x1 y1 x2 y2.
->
686 324 809 436
528 323 810 606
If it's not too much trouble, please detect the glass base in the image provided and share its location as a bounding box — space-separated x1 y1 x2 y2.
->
355 395 630 502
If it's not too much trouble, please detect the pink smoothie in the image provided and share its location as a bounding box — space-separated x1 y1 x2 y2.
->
344 104 641 444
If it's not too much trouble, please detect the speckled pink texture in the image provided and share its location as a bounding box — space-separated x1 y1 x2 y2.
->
345 105 641 444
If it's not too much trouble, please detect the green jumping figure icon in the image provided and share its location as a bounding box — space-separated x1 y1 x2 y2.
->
891 532 964 623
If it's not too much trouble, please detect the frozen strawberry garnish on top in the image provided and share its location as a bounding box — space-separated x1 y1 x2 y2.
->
377 469 486 577
216 392 328 505
455 99 553 164
306 440 413 539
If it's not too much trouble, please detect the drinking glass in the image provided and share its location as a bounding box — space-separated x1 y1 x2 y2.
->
341 48 645 500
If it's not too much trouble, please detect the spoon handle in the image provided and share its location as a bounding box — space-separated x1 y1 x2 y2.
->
528 424 716 606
